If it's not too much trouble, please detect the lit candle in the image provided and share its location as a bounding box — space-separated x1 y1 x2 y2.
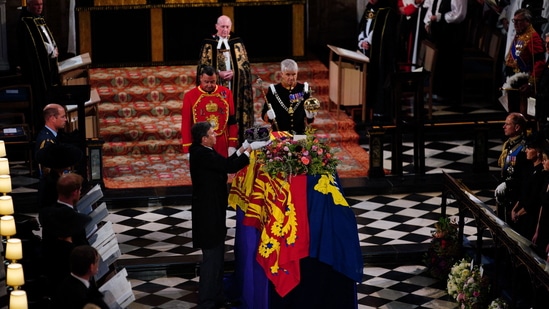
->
0 195 14 215
6 263 25 287
0 158 9 175
0 215 17 237
9 290 27 309
6 238 23 262
0 175 11 194
0 140 5 157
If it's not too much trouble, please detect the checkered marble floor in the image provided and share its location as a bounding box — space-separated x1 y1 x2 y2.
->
111 188 496 309
111 191 496 261
128 264 457 309
379 139 503 175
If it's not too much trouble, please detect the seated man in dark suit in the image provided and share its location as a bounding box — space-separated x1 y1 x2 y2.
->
54 245 109 309
39 172 90 247
40 204 91 296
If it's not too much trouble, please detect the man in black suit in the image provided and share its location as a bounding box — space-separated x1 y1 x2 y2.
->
189 121 268 309
54 245 109 309
39 172 91 247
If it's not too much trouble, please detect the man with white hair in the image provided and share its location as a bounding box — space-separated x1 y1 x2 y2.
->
198 15 253 143
261 59 316 135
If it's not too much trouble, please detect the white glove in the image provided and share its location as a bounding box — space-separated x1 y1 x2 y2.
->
266 109 276 120
495 182 506 196
183 153 189 160
494 182 507 204
228 147 236 156
242 140 250 149
305 110 317 119
250 140 271 150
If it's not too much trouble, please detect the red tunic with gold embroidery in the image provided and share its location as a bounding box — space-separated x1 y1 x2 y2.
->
181 85 238 157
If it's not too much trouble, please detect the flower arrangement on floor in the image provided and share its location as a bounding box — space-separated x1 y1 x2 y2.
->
255 133 339 178
447 258 490 309
487 298 508 309
423 216 460 280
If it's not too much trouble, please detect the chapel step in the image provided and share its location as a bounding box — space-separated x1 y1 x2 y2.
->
98 100 182 119
100 114 181 143
89 61 328 89
94 85 186 105
102 139 183 156
89 66 197 89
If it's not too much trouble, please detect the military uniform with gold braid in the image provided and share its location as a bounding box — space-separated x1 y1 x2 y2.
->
181 84 238 158
496 133 528 222
504 21 545 113
261 82 313 135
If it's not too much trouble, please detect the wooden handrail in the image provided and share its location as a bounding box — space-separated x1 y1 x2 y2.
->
441 172 549 295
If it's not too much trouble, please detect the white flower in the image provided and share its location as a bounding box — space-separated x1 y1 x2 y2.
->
488 298 508 309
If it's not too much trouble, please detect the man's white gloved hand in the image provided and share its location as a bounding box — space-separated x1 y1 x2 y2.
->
495 182 506 197
183 153 189 160
242 140 250 149
266 109 276 120
495 182 507 204
250 140 271 150
228 147 236 156
305 110 317 119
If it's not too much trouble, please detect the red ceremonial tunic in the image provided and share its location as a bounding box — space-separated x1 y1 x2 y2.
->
181 85 238 157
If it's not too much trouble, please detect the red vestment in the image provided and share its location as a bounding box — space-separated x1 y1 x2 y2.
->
181 85 238 157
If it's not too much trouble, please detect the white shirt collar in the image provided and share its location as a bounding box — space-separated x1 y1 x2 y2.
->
217 37 230 50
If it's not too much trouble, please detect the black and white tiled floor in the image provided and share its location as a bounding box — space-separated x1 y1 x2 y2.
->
111 189 496 309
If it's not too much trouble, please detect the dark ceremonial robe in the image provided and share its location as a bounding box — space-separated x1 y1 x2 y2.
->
198 34 254 142
261 82 312 135
424 0 467 98
189 143 249 249
536 58 549 122
357 1 381 56
367 6 399 118
17 8 60 126
54 275 109 309
181 85 238 157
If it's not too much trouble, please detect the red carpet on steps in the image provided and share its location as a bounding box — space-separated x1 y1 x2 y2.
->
89 61 370 189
